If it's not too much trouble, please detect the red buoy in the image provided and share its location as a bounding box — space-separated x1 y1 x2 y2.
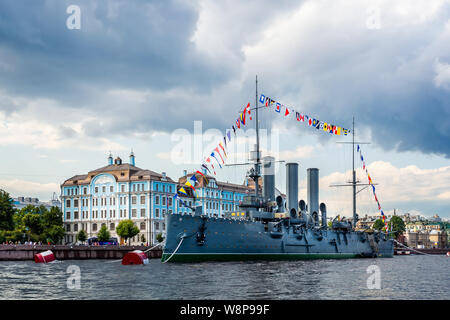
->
122 250 149 265
34 250 56 263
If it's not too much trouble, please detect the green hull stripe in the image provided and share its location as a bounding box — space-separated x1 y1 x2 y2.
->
161 253 366 263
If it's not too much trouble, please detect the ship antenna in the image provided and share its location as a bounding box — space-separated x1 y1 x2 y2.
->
255 75 260 199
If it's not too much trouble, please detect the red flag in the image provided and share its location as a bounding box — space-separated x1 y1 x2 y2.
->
285 107 290 116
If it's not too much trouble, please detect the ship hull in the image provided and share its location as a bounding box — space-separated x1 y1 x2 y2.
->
163 214 394 263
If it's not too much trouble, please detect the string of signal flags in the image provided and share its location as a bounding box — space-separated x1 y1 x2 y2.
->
357 145 389 232
175 93 353 209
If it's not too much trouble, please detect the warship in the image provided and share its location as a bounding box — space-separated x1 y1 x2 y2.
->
162 78 394 262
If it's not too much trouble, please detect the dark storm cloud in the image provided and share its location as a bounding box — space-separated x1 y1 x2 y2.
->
0 0 449 158
0 0 226 101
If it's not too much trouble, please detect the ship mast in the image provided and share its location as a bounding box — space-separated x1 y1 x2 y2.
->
331 117 372 229
255 75 260 199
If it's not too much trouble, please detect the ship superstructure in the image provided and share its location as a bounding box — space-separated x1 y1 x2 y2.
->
162 77 394 262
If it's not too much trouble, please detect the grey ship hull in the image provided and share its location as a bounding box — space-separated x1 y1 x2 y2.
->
162 213 394 262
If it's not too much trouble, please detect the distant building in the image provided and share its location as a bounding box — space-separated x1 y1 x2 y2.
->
61 152 177 245
12 196 61 211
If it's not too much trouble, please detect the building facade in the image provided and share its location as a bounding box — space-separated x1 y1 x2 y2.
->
61 153 177 245
177 171 251 218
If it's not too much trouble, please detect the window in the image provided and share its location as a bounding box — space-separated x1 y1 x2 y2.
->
155 184 159 191
74 224 78 232
66 199 71 208
120 197 122 205
132 209 137 217
155 195 160 205
110 223 115 231
140 222 146 230
83 188 87 195
74 212 79 219
102 186 106 193
140 195 145 204
66 212 71 220
66 224 71 232
162 197 166 206
132 196 137 205
133 184 136 192
121 185 125 192
95 187 98 193
163 185 165 192
140 208 145 217
168 197 172 206
155 208 160 218
110 186 113 192
162 209 166 218
155 222 159 230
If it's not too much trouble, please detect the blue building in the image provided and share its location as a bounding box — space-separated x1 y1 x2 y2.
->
61 153 177 245
177 170 252 218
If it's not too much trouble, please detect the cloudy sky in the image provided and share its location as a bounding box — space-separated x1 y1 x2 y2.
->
0 0 449 218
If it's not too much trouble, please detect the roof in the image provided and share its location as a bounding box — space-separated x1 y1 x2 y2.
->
62 162 175 186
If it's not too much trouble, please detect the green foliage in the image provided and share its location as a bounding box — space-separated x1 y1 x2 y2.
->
2 199 65 244
156 233 164 243
76 230 87 242
388 216 406 239
116 220 139 244
373 219 385 231
0 189 16 231
140 234 146 243
41 206 63 230
42 225 65 244
97 225 111 242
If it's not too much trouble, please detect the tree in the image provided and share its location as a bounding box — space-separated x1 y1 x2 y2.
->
42 225 65 244
388 216 406 239
156 233 164 243
97 225 110 242
0 189 16 231
76 230 87 243
140 234 146 243
116 219 139 245
373 219 385 231
22 211 43 235
41 206 63 230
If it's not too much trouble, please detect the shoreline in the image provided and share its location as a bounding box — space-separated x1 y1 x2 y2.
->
0 244 162 261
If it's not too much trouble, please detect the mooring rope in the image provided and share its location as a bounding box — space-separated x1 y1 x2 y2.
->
105 242 166 263
161 237 184 264
143 242 165 253
393 240 434 256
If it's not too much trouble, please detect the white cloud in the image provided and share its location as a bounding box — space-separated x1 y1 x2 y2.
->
316 161 450 218
0 179 59 199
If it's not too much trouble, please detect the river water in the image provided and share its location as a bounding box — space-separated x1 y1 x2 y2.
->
0 255 448 300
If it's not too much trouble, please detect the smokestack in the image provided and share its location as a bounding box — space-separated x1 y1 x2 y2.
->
286 163 299 218
263 156 275 202
307 168 319 224
320 203 327 228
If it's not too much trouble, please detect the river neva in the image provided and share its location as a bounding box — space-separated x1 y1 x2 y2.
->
0 255 448 300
